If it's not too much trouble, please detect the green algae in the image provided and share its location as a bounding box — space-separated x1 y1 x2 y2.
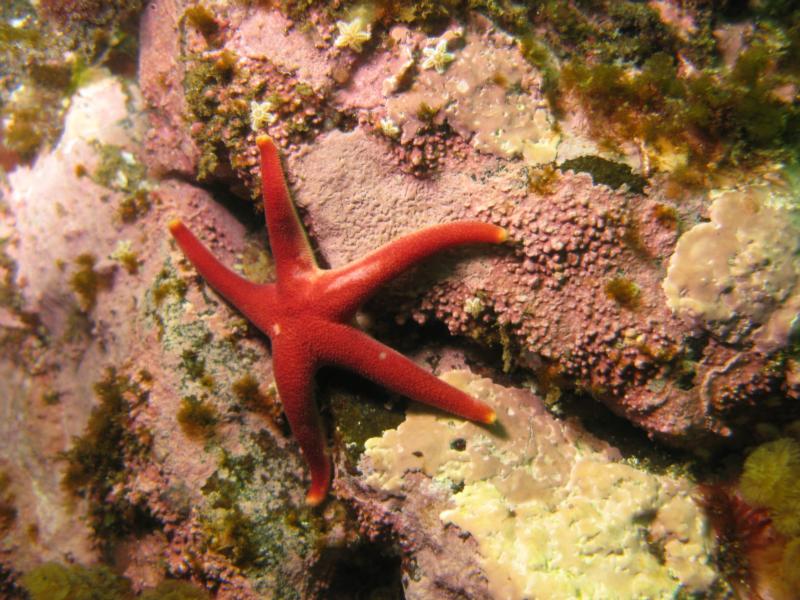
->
562 31 800 174
200 453 260 567
269 1 800 177
21 562 212 600
183 4 220 39
151 267 188 309
181 26 343 195
111 241 140 275
180 348 207 380
139 580 212 600
231 372 273 412
92 143 152 223
330 389 406 465
560 156 647 194
196 441 331 597
652 203 679 230
69 253 112 312
41 389 61 405
177 395 219 440
0 1 143 160
0 471 17 537
605 276 641 310
182 52 247 181
144 259 337 594
21 562 132 600
61 368 156 550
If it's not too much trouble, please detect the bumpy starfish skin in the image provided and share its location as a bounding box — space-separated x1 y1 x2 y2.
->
169 136 507 505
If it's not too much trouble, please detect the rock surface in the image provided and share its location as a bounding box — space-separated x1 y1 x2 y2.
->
2 1 799 597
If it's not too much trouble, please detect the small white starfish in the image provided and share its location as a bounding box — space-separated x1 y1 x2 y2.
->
378 117 400 138
250 100 278 131
421 39 455 74
334 17 372 53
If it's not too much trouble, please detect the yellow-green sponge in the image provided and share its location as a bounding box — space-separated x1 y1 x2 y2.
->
782 537 800 591
740 437 800 536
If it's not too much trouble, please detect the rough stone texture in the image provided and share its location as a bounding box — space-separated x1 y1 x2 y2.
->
0 75 148 573
0 74 344 597
382 21 559 162
138 0 201 177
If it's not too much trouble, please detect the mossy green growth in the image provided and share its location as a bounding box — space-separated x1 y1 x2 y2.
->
739 437 800 536
199 452 260 567
782 536 800 592
92 144 151 222
0 83 66 160
21 562 132 600
111 241 140 275
151 267 188 307
21 563 211 600
239 239 274 284
183 4 220 39
231 373 270 411
200 503 260 567
180 348 207 380
183 51 246 181
605 277 641 309
559 156 647 194
62 368 155 546
139 580 211 600
42 389 61 405
0 1 143 160
69 253 111 312
330 390 406 465
0 470 16 536
177 395 218 440
195 438 330 591
652 203 679 229
562 29 800 174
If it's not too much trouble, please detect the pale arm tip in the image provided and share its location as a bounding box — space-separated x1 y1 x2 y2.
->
495 227 509 243
168 219 183 234
256 134 274 149
305 488 326 506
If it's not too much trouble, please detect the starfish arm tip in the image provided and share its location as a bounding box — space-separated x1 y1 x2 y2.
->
256 134 274 149
305 488 326 506
483 409 497 425
167 218 183 234
496 227 509 243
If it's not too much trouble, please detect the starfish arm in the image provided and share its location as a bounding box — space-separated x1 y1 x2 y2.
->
272 336 330 506
169 219 265 310
315 322 496 424
257 135 318 278
320 222 507 319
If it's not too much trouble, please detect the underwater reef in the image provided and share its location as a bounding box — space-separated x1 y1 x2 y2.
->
1 0 800 598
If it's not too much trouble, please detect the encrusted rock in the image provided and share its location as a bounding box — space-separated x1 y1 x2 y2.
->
358 370 718 599
664 185 800 353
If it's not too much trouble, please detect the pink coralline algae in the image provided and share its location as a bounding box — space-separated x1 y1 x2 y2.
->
286 127 787 447
411 171 793 444
407 169 705 437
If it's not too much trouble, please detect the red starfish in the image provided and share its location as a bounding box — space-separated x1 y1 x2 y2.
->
169 136 506 505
